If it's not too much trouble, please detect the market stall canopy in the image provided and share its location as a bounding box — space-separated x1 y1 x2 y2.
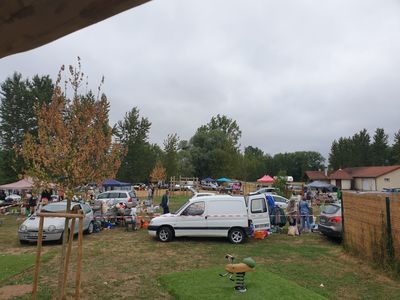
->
216 177 232 182
306 181 335 189
0 177 33 190
102 179 131 188
257 175 275 183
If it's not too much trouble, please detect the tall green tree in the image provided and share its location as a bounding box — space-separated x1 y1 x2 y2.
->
351 129 371 167
0 72 53 183
391 130 400 164
189 115 241 179
207 114 242 148
371 128 389 166
242 146 268 181
114 107 158 183
163 133 179 180
273 151 325 181
176 140 195 177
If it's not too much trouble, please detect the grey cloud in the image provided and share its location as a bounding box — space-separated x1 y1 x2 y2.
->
1 0 400 161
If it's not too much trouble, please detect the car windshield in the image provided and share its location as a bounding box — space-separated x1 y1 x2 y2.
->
41 203 72 213
175 201 190 214
322 205 340 214
274 197 287 203
97 193 108 199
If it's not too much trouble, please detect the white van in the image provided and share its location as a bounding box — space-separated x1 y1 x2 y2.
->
148 195 270 244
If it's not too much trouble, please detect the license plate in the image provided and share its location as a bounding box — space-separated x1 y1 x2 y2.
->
319 218 326 223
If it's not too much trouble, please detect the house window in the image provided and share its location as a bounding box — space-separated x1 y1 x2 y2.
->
384 178 390 182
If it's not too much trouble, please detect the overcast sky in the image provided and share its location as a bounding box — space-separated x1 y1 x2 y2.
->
1 0 400 161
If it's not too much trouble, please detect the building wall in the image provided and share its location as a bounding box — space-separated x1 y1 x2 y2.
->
376 168 400 191
354 178 376 191
330 179 351 190
342 179 351 190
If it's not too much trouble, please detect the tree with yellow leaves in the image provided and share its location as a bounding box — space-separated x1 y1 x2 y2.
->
150 160 166 184
20 59 122 191
19 59 123 296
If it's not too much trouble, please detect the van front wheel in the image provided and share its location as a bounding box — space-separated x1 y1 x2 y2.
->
157 226 174 242
228 228 245 244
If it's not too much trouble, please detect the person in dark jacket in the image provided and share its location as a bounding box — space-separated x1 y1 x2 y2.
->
160 190 170 214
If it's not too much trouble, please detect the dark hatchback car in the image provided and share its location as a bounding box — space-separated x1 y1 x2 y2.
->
318 203 342 238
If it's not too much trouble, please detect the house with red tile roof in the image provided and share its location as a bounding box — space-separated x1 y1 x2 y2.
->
307 165 400 191
328 169 353 190
304 171 329 182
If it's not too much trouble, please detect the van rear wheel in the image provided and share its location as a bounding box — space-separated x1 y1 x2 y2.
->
228 228 245 244
157 226 174 242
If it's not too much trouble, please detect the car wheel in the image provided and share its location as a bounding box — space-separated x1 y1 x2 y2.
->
157 226 174 242
228 228 245 244
19 239 29 245
85 222 94 234
58 229 70 244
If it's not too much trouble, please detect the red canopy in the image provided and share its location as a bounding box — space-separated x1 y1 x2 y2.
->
256 175 275 183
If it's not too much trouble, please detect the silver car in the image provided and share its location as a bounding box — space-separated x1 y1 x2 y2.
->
318 203 342 238
94 190 138 210
18 201 94 244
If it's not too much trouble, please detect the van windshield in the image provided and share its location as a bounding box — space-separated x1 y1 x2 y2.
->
175 201 189 214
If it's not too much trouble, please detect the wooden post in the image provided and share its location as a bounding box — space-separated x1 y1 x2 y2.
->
61 216 76 299
32 215 44 299
75 213 84 299
58 199 72 299
341 193 345 247
385 197 394 261
33 212 83 299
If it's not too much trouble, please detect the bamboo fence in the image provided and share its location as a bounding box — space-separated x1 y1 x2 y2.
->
343 192 400 265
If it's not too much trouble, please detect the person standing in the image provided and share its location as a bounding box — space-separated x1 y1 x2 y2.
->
299 197 311 233
28 193 37 215
148 185 153 201
160 190 170 214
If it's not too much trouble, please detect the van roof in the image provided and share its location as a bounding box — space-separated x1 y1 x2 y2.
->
188 195 243 202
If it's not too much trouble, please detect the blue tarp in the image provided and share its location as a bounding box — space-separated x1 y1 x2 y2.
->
216 177 232 182
102 179 131 187
305 181 335 189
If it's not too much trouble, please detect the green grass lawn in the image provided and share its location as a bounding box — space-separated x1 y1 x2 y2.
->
0 254 38 282
0 194 400 299
0 252 55 282
160 267 327 300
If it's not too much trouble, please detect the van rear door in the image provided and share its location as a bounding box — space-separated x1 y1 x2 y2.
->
247 195 270 231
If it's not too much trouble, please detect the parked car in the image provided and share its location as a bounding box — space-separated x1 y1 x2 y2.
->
270 194 289 209
5 194 22 204
201 183 218 190
133 183 146 190
94 190 138 211
148 194 271 244
382 188 400 193
18 201 94 243
249 187 278 195
318 203 342 238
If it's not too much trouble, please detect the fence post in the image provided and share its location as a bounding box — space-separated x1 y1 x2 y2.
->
340 194 345 247
385 197 394 261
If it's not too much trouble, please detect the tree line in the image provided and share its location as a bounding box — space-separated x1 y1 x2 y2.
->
2 70 397 186
329 128 400 170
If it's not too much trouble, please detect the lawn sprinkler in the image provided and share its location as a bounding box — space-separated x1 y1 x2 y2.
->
219 254 256 293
